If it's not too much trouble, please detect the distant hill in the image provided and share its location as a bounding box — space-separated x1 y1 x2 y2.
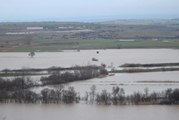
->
101 19 179 25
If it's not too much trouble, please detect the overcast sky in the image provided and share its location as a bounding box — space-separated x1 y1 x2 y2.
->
0 0 179 22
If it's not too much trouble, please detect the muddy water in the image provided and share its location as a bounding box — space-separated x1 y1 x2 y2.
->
0 104 179 120
1 49 179 94
0 49 179 70
63 71 179 94
1 49 179 120
31 71 179 95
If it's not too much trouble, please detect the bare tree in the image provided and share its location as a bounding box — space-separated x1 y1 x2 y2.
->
28 51 35 58
90 85 96 104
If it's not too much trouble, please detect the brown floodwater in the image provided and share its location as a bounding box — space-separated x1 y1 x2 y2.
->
1 49 179 120
0 49 179 70
31 71 179 95
0 104 179 120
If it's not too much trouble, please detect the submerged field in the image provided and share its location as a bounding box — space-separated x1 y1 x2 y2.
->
0 49 179 95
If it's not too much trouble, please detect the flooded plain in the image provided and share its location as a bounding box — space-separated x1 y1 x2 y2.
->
1 49 179 120
1 49 179 94
32 71 179 95
0 49 179 70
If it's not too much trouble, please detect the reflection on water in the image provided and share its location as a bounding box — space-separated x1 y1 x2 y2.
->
0 104 179 120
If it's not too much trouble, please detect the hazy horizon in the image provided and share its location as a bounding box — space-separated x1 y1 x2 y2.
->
1 0 179 22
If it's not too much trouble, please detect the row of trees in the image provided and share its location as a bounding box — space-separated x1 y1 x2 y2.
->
0 86 79 104
0 67 108 103
83 86 179 105
0 85 179 105
0 77 34 91
0 66 108 91
1 65 105 77
0 76 79 104
41 68 108 85
0 73 179 105
41 86 79 104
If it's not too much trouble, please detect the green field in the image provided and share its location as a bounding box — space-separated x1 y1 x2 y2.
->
1 20 179 52
3 39 178 52
79 39 179 49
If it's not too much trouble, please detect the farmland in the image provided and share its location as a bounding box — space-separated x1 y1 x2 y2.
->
0 19 179 52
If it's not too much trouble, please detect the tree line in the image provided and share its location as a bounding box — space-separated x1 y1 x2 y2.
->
0 66 178 105
0 65 104 77
0 67 108 104
40 68 108 85
0 82 179 105
0 77 79 104
0 86 78 104
83 87 179 105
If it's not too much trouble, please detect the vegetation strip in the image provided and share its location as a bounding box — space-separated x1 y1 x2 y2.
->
0 66 108 87
120 62 179 67
2 66 179 77
0 82 179 105
110 67 179 73
0 65 179 105
0 65 104 77
136 81 179 83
